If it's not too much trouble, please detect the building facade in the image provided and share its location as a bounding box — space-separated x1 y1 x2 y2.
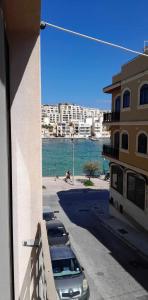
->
0 2 57 299
103 51 148 230
41 103 110 138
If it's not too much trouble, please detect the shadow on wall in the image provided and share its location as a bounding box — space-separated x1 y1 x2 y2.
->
9 33 38 105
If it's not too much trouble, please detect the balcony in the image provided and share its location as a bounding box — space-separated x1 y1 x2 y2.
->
102 144 119 159
103 112 120 123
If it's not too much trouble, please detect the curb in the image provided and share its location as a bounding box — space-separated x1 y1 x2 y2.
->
93 209 148 263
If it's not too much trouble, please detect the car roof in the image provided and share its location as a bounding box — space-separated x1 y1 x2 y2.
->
46 219 65 229
43 206 52 213
50 245 75 261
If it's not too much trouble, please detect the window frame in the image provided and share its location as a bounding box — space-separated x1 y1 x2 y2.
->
111 164 123 195
126 171 146 210
121 88 131 111
120 131 129 153
135 131 148 157
138 81 148 109
113 94 121 112
113 130 120 149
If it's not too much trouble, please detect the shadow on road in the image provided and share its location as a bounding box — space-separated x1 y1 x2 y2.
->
57 188 148 293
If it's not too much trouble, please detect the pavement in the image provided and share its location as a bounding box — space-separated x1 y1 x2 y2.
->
43 176 148 261
93 199 148 263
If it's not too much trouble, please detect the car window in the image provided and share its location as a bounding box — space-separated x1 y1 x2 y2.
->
47 227 66 237
52 258 81 277
43 212 54 221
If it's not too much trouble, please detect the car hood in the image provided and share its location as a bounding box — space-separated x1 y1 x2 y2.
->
54 272 84 290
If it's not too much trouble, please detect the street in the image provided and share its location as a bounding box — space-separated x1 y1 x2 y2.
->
43 178 148 300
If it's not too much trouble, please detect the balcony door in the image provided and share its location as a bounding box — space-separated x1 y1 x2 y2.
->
114 131 120 149
115 96 121 113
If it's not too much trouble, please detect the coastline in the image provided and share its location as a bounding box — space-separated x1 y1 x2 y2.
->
42 136 110 140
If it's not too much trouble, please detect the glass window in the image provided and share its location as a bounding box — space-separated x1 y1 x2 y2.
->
52 258 81 278
127 173 145 210
138 133 147 154
114 131 120 149
140 84 148 105
111 165 123 194
123 90 130 108
121 133 128 150
115 96 121 112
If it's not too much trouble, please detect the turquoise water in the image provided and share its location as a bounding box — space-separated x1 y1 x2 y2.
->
42 138 110 177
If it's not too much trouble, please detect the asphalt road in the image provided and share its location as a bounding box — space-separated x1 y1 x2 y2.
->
43 186 148 300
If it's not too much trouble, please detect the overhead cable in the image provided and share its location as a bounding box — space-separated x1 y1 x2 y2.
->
42 21 148 57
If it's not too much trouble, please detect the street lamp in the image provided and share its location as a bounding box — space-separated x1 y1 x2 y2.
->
71 137 75 185
70 123 75 185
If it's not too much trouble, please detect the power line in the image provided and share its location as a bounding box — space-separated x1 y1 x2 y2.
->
41 21 148 57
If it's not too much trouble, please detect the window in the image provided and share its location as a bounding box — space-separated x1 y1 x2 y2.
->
127 173 145 210
121 133 128 150
123 90 130 108
111 165 123 194
138 133 147 154
140 84 148 105
115 96 121 112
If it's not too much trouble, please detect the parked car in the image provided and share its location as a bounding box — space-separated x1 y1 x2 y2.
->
50 245 90 300
43 206 56 221
46 220 70 246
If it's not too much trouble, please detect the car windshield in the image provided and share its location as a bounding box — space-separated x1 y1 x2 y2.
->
43 212 54 221
52 258 81 278
47 227 66 237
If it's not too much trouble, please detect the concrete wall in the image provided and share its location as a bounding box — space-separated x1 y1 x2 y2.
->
9 33 42 299
111 125 148 173
110 186 148 230
0 11 14 300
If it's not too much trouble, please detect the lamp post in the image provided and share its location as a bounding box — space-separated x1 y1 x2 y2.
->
71 137 75 185
70 123 75 185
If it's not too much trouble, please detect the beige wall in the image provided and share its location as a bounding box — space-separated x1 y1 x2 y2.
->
121 55 148 80
111 125 148 173
10 33 42 299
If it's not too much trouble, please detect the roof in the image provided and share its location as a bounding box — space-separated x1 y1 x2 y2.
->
46 219 65 229
50 245 75 261
43 206 52 213
103 81 121 93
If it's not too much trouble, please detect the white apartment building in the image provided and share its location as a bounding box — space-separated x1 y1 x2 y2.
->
41 103 110 138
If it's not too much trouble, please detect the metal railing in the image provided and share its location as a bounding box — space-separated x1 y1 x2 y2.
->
102 144 119 159
39 221 59 300
103 112 120 123
19 221 59 300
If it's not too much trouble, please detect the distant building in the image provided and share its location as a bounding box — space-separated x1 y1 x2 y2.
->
103 49 148 230
41 103 110 138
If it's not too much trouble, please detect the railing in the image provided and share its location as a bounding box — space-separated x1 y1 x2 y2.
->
39 221 59 300
19 221 59 300
102 144 119 159
103 112 120 123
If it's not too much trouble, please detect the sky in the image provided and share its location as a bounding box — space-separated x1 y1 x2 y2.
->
41 0 148 109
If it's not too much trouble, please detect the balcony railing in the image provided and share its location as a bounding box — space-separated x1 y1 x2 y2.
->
20 221 59 300
102 144 119 159
103 112 120 123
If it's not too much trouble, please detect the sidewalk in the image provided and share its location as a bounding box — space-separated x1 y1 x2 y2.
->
93 204 148 261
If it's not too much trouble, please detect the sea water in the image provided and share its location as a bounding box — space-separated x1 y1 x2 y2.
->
42 138 110 177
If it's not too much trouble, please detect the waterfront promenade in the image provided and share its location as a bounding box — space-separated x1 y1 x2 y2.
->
42 175 110 192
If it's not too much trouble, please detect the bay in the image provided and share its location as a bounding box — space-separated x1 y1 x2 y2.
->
42 138 110 177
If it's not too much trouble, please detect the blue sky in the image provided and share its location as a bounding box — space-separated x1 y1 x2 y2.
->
41 0 148 109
